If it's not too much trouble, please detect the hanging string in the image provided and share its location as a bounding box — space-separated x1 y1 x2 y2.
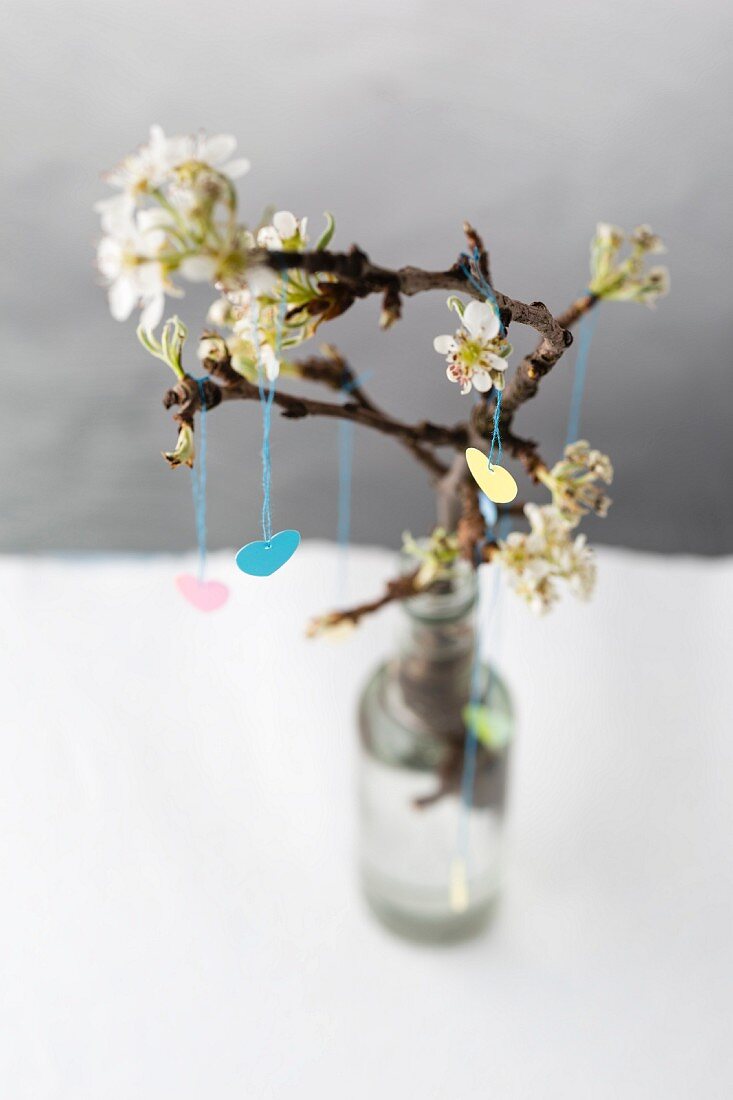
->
250 274 289 545
459 245 506 473
337 411 354 598
450 512 512 913
189 375 209 582
335 370 373 599
565 306 599 447
487 390 503 470
459 245 506 336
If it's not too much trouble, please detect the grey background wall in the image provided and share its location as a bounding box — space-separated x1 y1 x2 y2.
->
2 0 731 555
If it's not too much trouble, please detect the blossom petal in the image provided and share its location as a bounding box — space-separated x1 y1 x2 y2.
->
262 346 280 380
140 293 164 332
108 277 137 321
97 236 123 279
135 261 165 294
480 307 501 340
246 264 278 297
200 134 237 166
472 368 492 392
148 124 167 151
257 226 281 250
463 299 498 339
433 334 454 355
223 157 251 179
94 194 135 235
180 255 218 282
273 211 298 239
137 207 174 232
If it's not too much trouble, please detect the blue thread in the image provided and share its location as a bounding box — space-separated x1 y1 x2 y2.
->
250 275 289 544
478 493 498 532
461 246 506 470
335 370 373 598
488 390 503 469
337 422 353 547
189 376 209 582
454 512 513 874
565 307 599 447
459 246 505 336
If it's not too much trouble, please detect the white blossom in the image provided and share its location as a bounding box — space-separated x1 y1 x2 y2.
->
434 299 511 395
539 440 614 527
95 127 253 328
494 503 596 614
401 528 461 587
589 222 670 307
186 131 250 179
257 210 309 251
207 297 236 327
96 208 170 331
259 342 280 381
103 125 248 202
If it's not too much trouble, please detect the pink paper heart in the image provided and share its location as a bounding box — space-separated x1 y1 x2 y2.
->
175 573 229 612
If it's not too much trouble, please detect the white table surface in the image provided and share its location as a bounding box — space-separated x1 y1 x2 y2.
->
1 543 731 1099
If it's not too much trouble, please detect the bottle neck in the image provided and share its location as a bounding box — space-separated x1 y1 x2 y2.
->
385 563 479 738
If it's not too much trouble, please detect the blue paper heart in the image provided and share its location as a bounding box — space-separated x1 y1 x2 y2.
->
235 529 301 577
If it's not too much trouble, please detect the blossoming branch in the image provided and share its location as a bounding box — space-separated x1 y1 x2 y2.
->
95 125 669 625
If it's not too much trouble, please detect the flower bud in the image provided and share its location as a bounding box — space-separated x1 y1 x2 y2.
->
197 334 228 362
162 423 195 468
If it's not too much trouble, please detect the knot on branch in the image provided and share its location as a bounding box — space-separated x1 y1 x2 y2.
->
200 345 243 388
162 375 223 421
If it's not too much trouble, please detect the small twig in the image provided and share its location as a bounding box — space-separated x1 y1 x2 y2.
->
292 347 449 477
165 360 466 457
498 292 598 430
306 568 423 635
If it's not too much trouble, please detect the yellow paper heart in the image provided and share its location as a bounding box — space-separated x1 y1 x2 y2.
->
465 448 518 503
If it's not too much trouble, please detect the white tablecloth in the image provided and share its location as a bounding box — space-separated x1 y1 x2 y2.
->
1 544 730 1099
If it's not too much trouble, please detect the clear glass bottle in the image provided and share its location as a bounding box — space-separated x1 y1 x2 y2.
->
357 558 513 943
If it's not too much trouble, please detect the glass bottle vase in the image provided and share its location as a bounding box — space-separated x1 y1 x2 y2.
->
357 559 513 943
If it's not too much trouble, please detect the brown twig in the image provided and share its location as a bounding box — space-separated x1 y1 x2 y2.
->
306 568 423 635
498 292 599 431
253 237 568 361
293 347 450 477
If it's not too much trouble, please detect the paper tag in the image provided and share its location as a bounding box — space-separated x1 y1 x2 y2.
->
235 529 301 577
465 448 518 503
175 574 229 612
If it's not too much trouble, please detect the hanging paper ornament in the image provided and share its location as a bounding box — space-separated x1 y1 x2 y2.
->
458 250 518 505
236 527 301 577
176 376 230 611
465 391 517 504
236 277 301 577
466 449 518 504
